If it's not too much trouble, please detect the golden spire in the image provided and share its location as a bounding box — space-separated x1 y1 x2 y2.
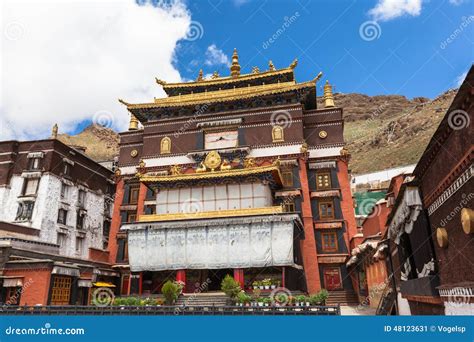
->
268 60 276 71
196 69 203 82
230 48 241 78
51 123 58 139
323 80 335 108
129 114 139 131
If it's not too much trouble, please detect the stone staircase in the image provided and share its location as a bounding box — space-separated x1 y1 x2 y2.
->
326 290 359 306
175 292 229 307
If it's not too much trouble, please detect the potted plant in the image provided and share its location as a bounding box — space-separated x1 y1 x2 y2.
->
252 280 259 290
236 292 248 307
221 274 242 304
162 280 180 305
296 295 306 306
318 289 329 306
262 278 271 290
257 297 264 307
270 279 276 290
263 297 271 307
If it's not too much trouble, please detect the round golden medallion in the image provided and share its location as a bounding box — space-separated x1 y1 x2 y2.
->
319 130 328 139
204 151 222 171
436 227 448 248
130 149 138 158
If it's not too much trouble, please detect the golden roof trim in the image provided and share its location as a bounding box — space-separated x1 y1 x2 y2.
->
159 67 295 88
138 206 284 222
138 164 281 183
123 80 316 109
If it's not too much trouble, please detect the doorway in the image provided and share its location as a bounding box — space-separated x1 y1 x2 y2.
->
323 267 342 290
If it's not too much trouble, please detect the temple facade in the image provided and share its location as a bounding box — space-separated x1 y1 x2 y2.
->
110 50 358 299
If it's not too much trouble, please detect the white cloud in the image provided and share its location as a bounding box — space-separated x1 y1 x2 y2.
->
455 71 468 87
449 0 466 5
368 0 422 22
0 0 191 140
204 44 230 66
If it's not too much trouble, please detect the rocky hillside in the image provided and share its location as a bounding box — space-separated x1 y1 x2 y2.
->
57 124 119 162
61 90 457 173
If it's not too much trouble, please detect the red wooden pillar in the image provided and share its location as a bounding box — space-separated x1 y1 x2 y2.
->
298 157 322 293
282 267 286 288
234 269 244 289
127 273 132 296
108 178 125 264
176 270 186 292
138 272 143 295
136 182 147 218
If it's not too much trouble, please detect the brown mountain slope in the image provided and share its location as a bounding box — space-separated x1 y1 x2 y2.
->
57 124 119 162
60 90 457 174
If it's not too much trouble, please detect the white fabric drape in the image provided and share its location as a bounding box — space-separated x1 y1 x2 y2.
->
125 217 295 272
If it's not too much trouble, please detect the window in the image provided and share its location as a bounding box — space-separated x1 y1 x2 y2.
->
15 201 35 221
78 190 86 206
76 210 85 229
57 209 68 225
103 220 111 238
60 183 69 199
57 233 67 248
204 130 238 149
22 178 39 196
50 276 72 305
129 188 139 204
27 157 41 170
283 201 295 212
75 237 84 254
316 172 332 190
104 199 112 217
319 200 334 219
322 232 338 252
127 213 136 223
63 163 71 177
282 171 293 187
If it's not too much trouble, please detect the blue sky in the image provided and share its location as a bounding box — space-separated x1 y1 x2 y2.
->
175 0 473 99
1 0 472 139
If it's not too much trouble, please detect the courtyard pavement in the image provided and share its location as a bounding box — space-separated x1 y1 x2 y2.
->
340 305 376 315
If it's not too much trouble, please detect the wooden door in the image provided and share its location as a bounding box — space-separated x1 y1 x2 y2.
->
324 267 342 290
50 276 72 305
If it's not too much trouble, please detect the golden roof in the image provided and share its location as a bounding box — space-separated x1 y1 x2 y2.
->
120 79 318 109
157 66 295 88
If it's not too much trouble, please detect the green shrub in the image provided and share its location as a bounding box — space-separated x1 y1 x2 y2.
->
220 274 241 299
162 280 180 305
318 289 329 305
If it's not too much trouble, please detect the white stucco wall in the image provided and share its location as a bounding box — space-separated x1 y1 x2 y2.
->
0 173 109 259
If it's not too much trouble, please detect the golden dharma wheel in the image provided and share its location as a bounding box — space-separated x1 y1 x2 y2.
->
436 227 448 248
204 151 222 171
130 149 138 158
461 208 474 234
319 130 328 139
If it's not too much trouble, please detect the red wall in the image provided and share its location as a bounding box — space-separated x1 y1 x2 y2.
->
4 268 51 306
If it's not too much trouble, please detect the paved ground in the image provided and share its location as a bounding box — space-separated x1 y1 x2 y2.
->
340 305 376 315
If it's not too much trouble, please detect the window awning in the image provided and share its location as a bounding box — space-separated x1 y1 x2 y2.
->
92 282 116 288
78 279 92 288
52 265 80 277
2 278 23 287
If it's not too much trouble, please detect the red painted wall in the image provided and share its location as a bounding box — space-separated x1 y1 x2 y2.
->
3 268 51 306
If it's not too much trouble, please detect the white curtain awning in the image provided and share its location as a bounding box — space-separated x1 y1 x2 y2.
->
3 278 23 287
388 186 423 244
78 279 92 288
125 215 298 272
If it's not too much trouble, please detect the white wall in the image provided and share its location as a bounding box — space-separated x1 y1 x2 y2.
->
0 173 108 259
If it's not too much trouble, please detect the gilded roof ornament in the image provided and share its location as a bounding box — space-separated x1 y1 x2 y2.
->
230 48 241 78
313 71 323 83
155 78 167 86
268 60 276 71
196 69 204 82
323 80 335 108
211 71 220 79
289 58 298 69
129 114 139 131
170 165 182 175
118 98 130 106
252 66 260 74
204 150 222 171
51 123 58 139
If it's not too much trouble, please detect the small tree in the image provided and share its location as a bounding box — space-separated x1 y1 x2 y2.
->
162 280 179 305
221 274 241 300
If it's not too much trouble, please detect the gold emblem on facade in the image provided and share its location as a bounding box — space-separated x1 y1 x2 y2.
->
130 149 138 158
196 162 207 173
319 130 328 139
244 158 256 168
139 159 146 168
436 227 448 248
220 159 232 170
204 151 222 171
170 165 182 175
461 208 474 234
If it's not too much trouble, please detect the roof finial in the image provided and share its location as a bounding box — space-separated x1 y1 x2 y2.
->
324 80 335 108
129 114 139 131
196 69 203 82
289 58 298 69
230 48 241 78
268 60 276 71
51 123 58 139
